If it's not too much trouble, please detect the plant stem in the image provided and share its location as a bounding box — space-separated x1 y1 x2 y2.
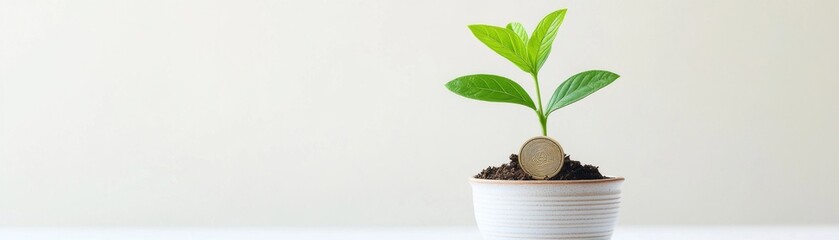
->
531 72 547 136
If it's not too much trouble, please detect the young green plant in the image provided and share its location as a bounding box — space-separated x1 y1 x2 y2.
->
445 9 620 136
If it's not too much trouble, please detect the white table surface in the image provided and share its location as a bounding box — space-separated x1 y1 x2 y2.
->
1 226 838 240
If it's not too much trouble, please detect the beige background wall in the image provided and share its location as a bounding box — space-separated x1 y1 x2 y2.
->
2 0 838 226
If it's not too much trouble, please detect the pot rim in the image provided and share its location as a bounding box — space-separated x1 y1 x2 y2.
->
469 176 624 185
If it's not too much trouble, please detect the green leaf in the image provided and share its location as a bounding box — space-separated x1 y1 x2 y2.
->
528 9 567 73
445 74 536 110
468 25 532 73
506 22 529 44
545 70 619 115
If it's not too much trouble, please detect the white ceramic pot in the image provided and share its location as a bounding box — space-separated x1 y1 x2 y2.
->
470 177 625 240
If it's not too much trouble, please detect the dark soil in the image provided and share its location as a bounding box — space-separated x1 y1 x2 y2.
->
475 154 605 180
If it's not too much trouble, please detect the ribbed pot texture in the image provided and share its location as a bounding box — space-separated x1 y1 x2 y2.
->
470 177 625 240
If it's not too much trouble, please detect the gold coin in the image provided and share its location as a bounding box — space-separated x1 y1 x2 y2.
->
519 136 565 179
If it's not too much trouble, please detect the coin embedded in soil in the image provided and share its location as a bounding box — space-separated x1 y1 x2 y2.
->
519 136 565 179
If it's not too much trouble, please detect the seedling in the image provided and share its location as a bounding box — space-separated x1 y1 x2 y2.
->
445 9 620 136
